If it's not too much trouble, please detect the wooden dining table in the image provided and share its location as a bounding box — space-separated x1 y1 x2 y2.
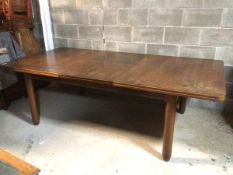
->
0 48 226 161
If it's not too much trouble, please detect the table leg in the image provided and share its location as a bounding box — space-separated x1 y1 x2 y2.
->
24 74 40 125
177 97 187 114
162 95 177 161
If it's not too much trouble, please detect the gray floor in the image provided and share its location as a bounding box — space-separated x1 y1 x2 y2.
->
0 85 233 175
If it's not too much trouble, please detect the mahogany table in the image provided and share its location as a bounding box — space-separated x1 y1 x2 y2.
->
0 48 226 161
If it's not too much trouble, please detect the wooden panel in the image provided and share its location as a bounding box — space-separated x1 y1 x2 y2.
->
0 48 226 101
0 149 40 175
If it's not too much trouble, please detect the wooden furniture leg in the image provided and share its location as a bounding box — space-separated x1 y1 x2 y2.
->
24 74 40 125
177 97 187 114
162 95 177 161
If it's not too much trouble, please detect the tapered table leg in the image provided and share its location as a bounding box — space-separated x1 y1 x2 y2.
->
162 95 177 161
24 74 40 125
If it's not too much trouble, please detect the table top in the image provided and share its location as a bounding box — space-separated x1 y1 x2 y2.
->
0 48 226 101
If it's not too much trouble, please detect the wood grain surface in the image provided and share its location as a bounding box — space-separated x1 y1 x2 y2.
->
0 48 226 101
0 149 40 175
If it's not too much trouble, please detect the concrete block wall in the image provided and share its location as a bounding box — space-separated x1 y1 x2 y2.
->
50 0 233 64
48 0 233 108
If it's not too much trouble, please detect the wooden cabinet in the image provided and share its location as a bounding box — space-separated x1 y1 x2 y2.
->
0 0 32 31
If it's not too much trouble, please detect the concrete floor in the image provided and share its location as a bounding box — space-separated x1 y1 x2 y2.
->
0 85 233 175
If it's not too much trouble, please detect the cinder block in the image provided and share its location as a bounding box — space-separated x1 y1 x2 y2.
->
92 40 104 50
77 0 103 7
104 9 117 25
166 0 203 8
118 9 147 25
104 26 131 42
68 39 92 49
165 27 200 45
79 26 103 39
179 46 215 59
49 0 233 69
147 44 178 56
104 41 118 51
133 27 163 43
54 25 78 39
201 29 233 46
64 9 88 25
51 10 64 24
103 0 132 8
118 42 146 54
54 38 68 48
89 9 103 25
132 0 165 8
216 47 233 65
183 9 222 27
50 0 76 8
222 9 233 28
149 9 182 26
203 0 233 8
